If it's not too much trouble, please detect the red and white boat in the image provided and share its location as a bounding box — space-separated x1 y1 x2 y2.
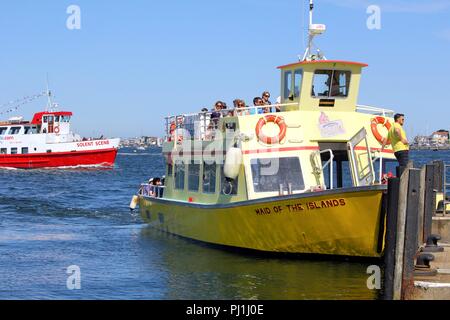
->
0 109 120 169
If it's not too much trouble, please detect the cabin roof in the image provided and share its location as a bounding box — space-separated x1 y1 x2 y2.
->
277 60 369 69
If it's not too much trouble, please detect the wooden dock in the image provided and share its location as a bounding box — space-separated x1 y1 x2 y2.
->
383 160 450 300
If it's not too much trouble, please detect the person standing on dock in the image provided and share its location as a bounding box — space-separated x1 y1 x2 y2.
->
382 113 410 167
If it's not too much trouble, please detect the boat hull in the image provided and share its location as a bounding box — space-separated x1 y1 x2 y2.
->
139 186 387 258
0 148 118 169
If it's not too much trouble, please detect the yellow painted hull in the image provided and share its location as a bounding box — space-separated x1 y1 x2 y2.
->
139 187 387 258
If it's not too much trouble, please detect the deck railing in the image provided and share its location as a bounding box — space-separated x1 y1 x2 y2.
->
356 104 395 118
140 184 165 198
164 103 299 142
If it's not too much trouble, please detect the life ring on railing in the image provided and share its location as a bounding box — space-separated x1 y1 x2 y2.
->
169 122 183 143
255 115 287 144
54 126 60 134
371 117 391 144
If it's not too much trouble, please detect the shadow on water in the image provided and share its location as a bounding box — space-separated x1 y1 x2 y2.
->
139 227 380 300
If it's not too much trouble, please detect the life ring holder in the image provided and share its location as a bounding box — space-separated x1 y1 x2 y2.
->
371 117 391 145
54 126 60 134
255 115 287 145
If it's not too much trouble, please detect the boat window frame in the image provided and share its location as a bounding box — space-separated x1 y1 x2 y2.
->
0 127 7 135
21 147 29 154
10 147 18 155
0 148 7 154
311 69 352 100
250 156 306 193
202 162 217 194
294 68 303 98
283 70 293 100
188 161 201 192
8 127 22 135
174 161 186 190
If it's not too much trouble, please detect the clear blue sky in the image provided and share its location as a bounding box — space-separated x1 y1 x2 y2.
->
0 0 449 138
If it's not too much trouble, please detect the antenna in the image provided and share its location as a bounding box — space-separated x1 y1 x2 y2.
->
45 74 57 112
301 0 327 61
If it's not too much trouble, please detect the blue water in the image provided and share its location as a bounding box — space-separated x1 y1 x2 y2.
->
0 149 448 300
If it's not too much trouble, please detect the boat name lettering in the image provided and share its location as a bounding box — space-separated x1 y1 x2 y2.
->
255 199 346 216
0 136 14 141
77 140 110 148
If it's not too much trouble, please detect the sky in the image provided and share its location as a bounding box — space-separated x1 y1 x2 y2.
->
0 0 449 138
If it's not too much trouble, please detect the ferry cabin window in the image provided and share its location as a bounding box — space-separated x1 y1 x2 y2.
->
11 148 18 155
21 147 29 154
0 148 6 154
43 116 48 123
294 69 303 98
251 157 305 193
203 162 216 194
0 127 7 135
188 162 200 192
55 116 60 122
283 71 293 100
9 127 21 135
174 162 185 190
24 127 37 135
312 70 351 98
221 165 238 196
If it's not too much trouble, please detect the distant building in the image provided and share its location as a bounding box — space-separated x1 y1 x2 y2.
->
431 130 449 145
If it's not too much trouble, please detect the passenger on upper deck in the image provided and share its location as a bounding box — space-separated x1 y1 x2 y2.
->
234 99 249 116
210 101 224 129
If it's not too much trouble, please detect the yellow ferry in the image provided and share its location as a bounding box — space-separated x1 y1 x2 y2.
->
132 1 399 258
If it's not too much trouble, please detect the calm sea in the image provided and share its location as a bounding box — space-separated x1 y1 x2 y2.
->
0 149 449 300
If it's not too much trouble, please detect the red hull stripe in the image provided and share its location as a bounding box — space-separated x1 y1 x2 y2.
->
243 146 320 155
0 148 118 169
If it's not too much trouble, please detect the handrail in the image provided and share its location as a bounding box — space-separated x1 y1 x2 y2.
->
356 104 395 117
313 149 334 190
140 184 165 198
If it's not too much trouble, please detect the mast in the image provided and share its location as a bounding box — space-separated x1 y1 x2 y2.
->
45 74 56 112
301 0 327 61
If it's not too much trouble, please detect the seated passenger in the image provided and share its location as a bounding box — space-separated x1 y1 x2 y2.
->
251 97 266 114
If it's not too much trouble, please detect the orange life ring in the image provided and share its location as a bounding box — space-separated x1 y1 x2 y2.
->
169 122 183 143
54 126 60 134
371 117 391 144
255 115 287 144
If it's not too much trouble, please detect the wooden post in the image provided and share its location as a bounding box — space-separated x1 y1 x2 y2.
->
383 177 400 300
433 160 444 193
402 169 421 300
417 166 427 248
424 164 436 242
393 167 410 300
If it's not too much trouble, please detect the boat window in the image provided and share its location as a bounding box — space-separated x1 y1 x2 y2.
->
188 162 200 192
312 70 351 99
203 162 216 194
220 165 238 196
24 127 36 135
9 127 21 135
0 148 6 154
21 147 29 154
55 116 60 122
11 148 18 155
0 127 7 135
283 70 293 100
48 116 54 123
62 116 71 123
294 69 303 98
174 162 185 190
43 116 48 123
251 157 305 193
